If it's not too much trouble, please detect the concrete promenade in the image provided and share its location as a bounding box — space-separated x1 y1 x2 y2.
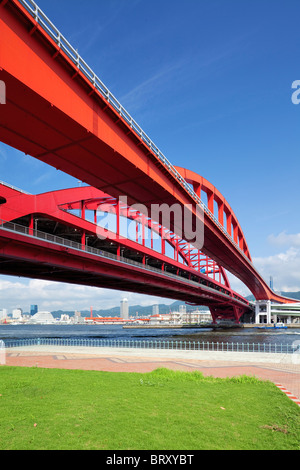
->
3 345 300 405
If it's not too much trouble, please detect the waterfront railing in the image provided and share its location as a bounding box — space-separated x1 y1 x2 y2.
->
2 338 298 354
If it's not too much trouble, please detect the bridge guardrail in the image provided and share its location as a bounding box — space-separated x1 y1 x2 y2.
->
2 337 297 355
17 0 250 264
0 181 31 194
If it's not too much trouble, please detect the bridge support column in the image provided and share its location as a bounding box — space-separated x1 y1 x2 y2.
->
209 308 218 325
226 212 232 237
233 221 238 244
218 202 224 226
209 305 245 324
80 201 85 220
193 182 201 199
29 214 34 236
232 306 242 324
116 201 120 242
81 230 86 250
255 300 271 324
207 190 214 214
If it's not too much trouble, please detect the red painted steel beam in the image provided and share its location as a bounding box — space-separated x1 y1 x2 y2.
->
175 166 250 258
0 1 184 209
0 228 249 311
0 182 237 297
175 167 296 304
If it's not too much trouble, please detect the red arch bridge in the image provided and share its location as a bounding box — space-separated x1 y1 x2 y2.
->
0 0 296 323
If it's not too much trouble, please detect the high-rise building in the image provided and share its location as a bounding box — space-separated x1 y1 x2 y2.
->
179 304 186 314
152 305 159 315
12 308 22 319
120 298 129 319
0 309 7 320
30 305 38 316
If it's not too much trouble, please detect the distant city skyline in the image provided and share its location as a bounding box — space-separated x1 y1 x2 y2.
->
1 0 300 310
0 277 176 313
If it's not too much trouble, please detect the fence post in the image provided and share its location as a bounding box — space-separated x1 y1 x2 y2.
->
0 340 5 365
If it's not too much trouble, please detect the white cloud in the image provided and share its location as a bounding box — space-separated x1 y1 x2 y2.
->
120 60 185 113
0 276 173 313
226 232 300 296
225 272 252 297
268 231 300 247
249 231 300 292
0 147 7 161
253 246 300 292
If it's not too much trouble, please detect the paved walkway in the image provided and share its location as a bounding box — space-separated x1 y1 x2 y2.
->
3 346 300 406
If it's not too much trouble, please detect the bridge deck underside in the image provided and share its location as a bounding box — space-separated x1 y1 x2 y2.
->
0 230 250 320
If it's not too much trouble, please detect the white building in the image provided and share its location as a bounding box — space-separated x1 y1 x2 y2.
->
0 309 8 321
179 305 186 314
120 298 129 320
60 314 71 323
152 305 159 316
12 308 23 320
74 310 83 323
255 300 300 324
149 309 211 325
31 311 55 324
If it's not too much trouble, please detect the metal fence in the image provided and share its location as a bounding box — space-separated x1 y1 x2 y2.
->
2 337 298 354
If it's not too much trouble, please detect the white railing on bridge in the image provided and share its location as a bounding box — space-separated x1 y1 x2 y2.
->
17 0 250 263
0 180 31 195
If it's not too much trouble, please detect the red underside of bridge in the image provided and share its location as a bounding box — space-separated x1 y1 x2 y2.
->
0 229 247 313
0 0 296 311
0 183 251 322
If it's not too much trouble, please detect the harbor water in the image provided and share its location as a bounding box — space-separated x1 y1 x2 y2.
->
0 323 299 348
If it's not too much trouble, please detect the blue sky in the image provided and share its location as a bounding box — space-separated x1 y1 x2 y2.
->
1 0 300 312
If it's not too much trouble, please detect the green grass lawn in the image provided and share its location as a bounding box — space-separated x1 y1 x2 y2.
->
0 366 299 450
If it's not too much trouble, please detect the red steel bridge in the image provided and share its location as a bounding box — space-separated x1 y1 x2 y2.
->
0 0 296 323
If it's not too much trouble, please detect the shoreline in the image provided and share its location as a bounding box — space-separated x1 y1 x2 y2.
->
123 323 300 330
